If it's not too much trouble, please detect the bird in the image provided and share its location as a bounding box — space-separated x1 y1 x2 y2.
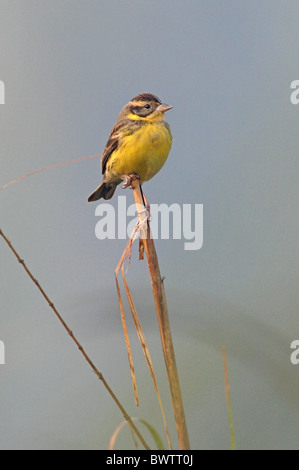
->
88 93 172 202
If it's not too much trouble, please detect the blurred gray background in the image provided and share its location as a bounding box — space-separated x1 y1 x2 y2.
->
1 0 299 450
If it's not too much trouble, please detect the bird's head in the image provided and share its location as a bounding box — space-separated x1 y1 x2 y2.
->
122 93 172 122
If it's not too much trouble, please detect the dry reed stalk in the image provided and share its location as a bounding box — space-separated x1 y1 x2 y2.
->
120 263 172 449
131 178 190 450
0 154 100 191
115 232 172 449
222 347 236 450
0 227 150 450
115 275 139 407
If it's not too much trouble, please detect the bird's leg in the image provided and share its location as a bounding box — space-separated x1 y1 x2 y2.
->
140 185 151 215
122 173 140 189
122 174 150 216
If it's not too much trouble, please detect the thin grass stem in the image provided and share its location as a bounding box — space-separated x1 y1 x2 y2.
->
0 227 150 450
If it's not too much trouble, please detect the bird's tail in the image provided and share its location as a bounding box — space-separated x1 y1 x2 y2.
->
88 181 118 202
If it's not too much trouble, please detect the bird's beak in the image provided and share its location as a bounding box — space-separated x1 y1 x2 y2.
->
156 103 173 113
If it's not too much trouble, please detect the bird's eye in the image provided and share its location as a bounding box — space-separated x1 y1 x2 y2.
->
144 104 151 109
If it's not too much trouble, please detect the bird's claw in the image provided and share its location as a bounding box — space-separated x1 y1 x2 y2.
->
122 174 140 189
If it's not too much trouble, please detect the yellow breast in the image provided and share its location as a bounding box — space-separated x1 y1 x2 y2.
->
107 122 172 183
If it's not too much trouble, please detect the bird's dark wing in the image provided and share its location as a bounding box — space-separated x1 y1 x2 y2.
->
101 119 144 175
101 121 123 175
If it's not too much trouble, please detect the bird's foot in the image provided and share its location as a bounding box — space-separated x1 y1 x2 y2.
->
122 174 140 189
122 174 151 217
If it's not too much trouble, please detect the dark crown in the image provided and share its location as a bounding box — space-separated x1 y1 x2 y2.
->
131 93 161 104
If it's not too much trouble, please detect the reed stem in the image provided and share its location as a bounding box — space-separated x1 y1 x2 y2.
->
0 227 150 450
131 178 190 450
